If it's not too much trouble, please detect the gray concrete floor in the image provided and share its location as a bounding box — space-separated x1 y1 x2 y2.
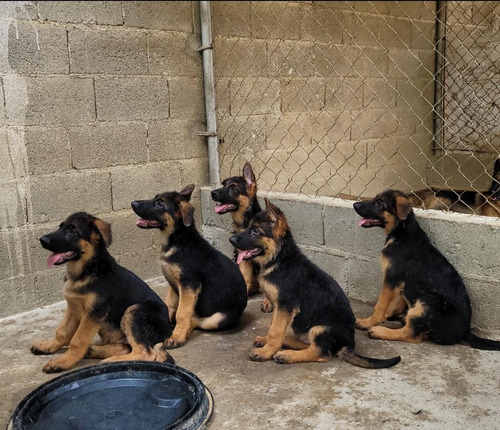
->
1 295 500 429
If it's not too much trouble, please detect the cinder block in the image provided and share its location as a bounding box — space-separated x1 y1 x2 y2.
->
169 77 205 120
218 115 266 161
388 1 425 19
104 211 155 255
411 21 435 50
281 78 325 112
466 277 500 338
379 17 412 49
70 123 147 169
268 40 316 77
301 5 343 44
347 257 382 304
0 2 37 20
267 196 324 246
363 78 397 109
0 180 27 228
1 128 27 179
0 228 26 280
200 187 234 231
24 126 71 175
350 108 399 140
201 226 234 259
386 48 422 80
148 119 207 162
38 1 123 25
324 203 357 253
353 214 386 258
0 79 5 126
18 223 59 275
396 78 434 109
346 46 390 79
230 78 280 116
342 12 381 47
302 248 348 293
251 2 301 40
148 32 201 77
30 171 112 224
124 1 192 31
111 161 182 211
35 268 66 307
428 218 500 281
213 37 268 78
69 27 148 75
0 21 68 74
325 77 363 110
211 2 252 38
180 157 210 191
116 247 161 281
0 276 38 318
4 76 95 126
95 77 169 121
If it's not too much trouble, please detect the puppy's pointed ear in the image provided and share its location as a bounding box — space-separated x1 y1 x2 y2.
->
179 184 195 201
93 218 113 247
243 163 256 187
265 198 278 223
179 201 194 227
395 195 411 220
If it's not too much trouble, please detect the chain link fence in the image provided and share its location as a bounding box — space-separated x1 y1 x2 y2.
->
210 1 499 217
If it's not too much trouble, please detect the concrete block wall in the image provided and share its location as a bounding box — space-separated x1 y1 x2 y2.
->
0 1 209 317
212 1 436 197
200 187 500 338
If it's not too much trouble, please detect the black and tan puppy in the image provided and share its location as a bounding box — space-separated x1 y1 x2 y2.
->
31 212 174 373
229 198 400 368
211 163 273 313
354 189 500 350
132 185 247 349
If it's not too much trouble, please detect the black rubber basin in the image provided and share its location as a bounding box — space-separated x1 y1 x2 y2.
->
8 361 213 430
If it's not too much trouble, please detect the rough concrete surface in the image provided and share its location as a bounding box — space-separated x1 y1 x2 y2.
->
1 291 499 429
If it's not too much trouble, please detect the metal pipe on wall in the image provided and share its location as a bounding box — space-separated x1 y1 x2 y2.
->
199 1 220 187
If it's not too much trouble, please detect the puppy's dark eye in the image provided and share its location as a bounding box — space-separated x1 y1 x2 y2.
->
230 184 238 192
374 200 384 210
67 225 77 236
155 200 164 209
251 226 260 236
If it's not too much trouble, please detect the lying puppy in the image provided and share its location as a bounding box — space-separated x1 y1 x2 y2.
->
354 189 500 350
211 163 273 313
230 198 401 368
132 185 247 349
31 212 174 373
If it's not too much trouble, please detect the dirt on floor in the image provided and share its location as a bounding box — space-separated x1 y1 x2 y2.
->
1 295 500 429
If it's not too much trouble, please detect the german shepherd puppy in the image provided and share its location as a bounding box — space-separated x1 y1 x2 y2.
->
211 163 273 313
229 198 401 368
132 185 247 349
31 212 174 373
409 158 500 218
354 190 500 350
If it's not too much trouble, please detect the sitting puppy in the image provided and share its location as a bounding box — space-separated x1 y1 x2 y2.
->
132 185 247 349
230 198 400 368
354 189 500 350
211 163 273 313
31 212 174 373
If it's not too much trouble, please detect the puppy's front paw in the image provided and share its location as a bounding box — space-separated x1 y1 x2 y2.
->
355 317 375 331
253 335 267 347
164 336 185 349
31 341 60 355
273 350 290 364
367 326 387 340
261 298 274 313
249 347 274 362
42 356 73 374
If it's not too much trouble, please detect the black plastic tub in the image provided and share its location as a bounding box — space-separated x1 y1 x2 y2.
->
8 361 213 430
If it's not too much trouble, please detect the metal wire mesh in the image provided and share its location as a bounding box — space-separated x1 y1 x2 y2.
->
211 1 500 217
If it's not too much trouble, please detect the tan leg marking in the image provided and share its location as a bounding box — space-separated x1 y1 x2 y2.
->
165 285 179 324
274 326 329 364
239 259 260 296
282 336 309 350
165 287 200 349
385 292 408 320
87 343 131 359
249 308 295 361
356 283 403 329
31 307 79 355
42 317 101 373
368 300 426 343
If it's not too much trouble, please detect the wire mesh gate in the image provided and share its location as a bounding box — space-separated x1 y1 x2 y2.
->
210 1 499 217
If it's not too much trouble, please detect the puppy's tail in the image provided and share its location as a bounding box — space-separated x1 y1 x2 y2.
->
153 342 176 365
465 333 500 351
339 347 401 369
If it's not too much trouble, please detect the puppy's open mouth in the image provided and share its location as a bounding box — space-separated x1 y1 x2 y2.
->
215 203 238 214
47 251 77 268
357 218 383 228
136 219 162 228
236 248 262 264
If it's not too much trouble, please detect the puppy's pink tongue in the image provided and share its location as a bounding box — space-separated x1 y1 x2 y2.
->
46 253 66 268
357 219 371 227
215 204 228 214
236 250 251 265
